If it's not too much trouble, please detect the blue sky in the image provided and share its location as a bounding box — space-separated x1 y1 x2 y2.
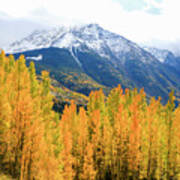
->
114 0 163 15
1 0 180 53
115 0 148 11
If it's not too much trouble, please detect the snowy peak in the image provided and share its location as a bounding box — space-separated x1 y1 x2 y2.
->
6 27 69 53
143 47 176 63
5 24 105 53
5 24 157 64
5 24 180 102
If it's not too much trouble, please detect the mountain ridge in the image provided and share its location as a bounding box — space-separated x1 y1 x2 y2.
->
5 23 157 64
4 24 180 104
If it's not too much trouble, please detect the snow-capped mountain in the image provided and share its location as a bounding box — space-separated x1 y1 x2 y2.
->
143 47 176 63
142 46 180 68
4 24 180 103
5 24 156 64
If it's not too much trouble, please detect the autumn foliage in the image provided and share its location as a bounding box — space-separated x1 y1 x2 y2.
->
0 51 180 179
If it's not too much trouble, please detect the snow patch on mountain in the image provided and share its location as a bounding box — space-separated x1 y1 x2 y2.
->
26 54 43 61
143 47 175 63
69 47 82 67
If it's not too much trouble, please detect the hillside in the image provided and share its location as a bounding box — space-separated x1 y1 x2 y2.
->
5 24 180 104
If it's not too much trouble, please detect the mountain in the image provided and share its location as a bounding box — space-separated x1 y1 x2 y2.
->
4 24 180 103
143 46 180 77
143 46 180 65
143 47 175 63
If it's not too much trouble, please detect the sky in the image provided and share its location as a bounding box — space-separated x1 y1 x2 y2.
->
1 0 180 53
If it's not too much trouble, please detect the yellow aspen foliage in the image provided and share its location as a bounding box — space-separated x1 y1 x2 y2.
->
0 50 180 180
103 115 113 174
173 106 180 179
0 51 61 179
113 103 129 179
81 143 96 180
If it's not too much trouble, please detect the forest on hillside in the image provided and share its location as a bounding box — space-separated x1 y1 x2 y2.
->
0 51 180 180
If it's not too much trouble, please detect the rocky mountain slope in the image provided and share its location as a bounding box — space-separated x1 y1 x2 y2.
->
5 24 180 103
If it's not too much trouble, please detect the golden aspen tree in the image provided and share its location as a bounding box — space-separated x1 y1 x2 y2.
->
88 89 106 136
9 55 32 177
113 103 129 179
38 70 61 180
88 89 105 114
59 104 76 180
107 85 123 126
0 52 20 177
165 91 176 179
173 106 180 179
141 98 161 179
75 107 89 179
90 110 104 179
102 115 113 179
81 143 96 180
128 94 142 178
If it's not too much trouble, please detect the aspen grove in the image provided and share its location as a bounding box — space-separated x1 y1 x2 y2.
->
0 51 180 179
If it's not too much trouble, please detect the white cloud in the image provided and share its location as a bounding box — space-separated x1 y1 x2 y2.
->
0 17 48 47
0 0 43 18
